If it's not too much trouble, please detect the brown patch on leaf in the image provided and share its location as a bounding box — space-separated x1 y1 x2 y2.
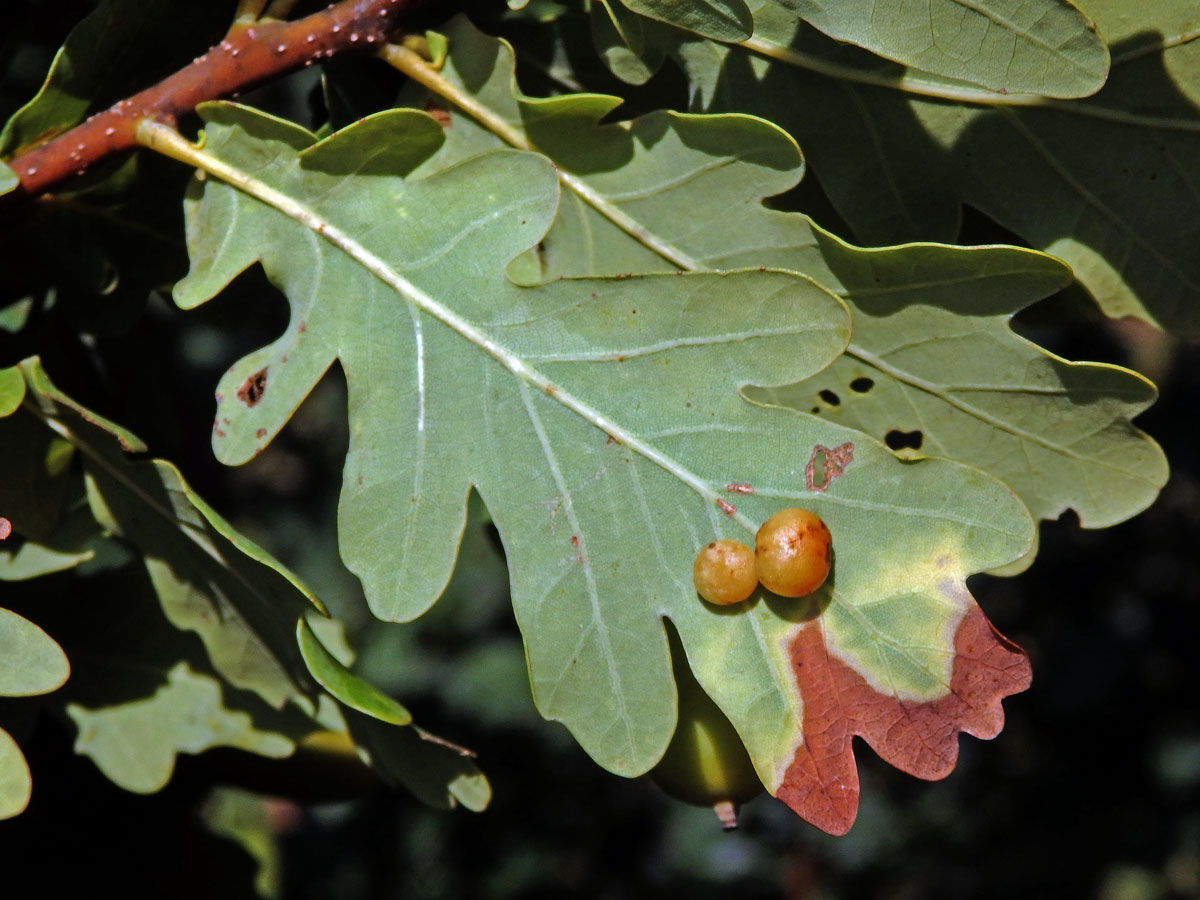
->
725 482 754 494
236 368 268 406
424 101 452 128
804 442 854 492
256 428 267 439
716 498 736 516
775 606 1030 835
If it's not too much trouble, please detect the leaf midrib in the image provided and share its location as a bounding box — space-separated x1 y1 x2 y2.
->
147 122 755 534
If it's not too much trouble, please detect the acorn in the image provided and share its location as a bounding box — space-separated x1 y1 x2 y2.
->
650 629 763 829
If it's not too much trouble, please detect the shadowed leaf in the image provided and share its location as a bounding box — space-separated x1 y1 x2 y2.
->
19 358 323 710
776 0 1109 97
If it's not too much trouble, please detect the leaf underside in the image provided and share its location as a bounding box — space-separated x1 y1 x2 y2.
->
175 100 1046 832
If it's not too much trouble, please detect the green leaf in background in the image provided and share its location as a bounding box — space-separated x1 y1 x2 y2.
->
617 0 752 43
297 618 412 725
677 2 1200 332
0 728 31 819
0 394 79 545
402 18 1165 553
775 0 1109 97
295 616 493 811
591 0 669 84
350 713 491 812
67 661 294 793
172 99 1039 833
33 562 332 796
2 358 480 813
0 365 24 416
0 161 17 196
18 358 324 711
0 607 69 696
0 507 100 582
0 607 69 819
200 787 285 898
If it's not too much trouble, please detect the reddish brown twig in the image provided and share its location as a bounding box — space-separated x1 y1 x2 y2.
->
5 0 413 199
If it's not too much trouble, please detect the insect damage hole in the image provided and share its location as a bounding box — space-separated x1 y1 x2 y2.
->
237 368 268 406
884 429 924 452
804 442 855 492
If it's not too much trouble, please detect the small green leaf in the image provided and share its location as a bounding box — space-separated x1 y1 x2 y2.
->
0 727 31 819
200 788 284 898
67 662 294 794
590 1 668 84
0 540 95 581
0 162 17 197
0 366 23 418
297 619 412 726
0 607 69 696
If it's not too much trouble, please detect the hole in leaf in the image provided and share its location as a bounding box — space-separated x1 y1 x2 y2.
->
849 377 874 393
884 429 923 452
818 389 840 406
237 368 268 406
804 441 855 492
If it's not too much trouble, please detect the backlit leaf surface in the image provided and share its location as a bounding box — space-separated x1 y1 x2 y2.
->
0 728 30 819
0 607 69 696
67 662 294 793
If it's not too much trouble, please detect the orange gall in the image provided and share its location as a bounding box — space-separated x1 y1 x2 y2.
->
754 508 832 598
